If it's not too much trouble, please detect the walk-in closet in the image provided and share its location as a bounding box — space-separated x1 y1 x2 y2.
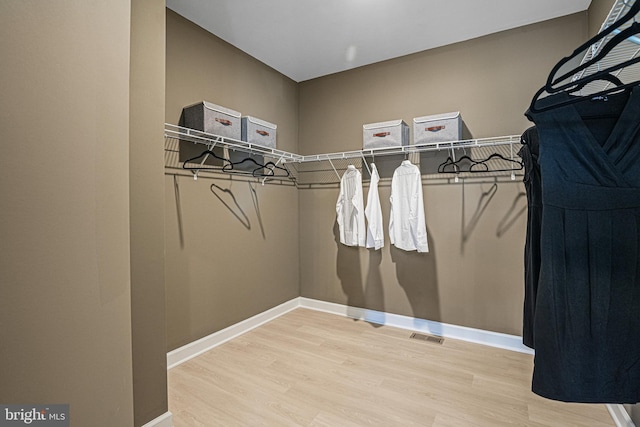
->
2 0 639 426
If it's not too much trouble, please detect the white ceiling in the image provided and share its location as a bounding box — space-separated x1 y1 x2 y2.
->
166 0 592 82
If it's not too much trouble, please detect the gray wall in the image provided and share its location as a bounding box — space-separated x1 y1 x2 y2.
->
165 10 300 351
589 0 617 37
0 2 170 425
130 1 168 425
297 13 587 336
0 1 135 425
163 9 591 340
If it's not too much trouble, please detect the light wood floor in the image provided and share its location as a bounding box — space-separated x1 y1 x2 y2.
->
168 308 614 426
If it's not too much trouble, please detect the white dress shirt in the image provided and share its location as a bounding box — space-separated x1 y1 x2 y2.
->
336 164 366 247
365 163 384 250
389 160 429 252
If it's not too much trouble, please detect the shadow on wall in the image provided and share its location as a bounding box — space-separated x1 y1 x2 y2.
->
168 175 191 349
173 175 185 249
248 181 266 239
460 182 527 244
461 182 497 254
365 249 385 314
166 174 268 350
209 178 267 239
333 221 365 314
496 190 527 237
391 229 441 324
210 182 251 230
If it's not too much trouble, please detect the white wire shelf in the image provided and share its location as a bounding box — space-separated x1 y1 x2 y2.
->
165 123 521 163
165 123 524 185
165 123 303 163
300 135 523 162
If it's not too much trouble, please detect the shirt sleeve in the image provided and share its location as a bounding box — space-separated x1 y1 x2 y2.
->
336 174 346 245
365 165 384 250
354 170 366 247
410 166 429 252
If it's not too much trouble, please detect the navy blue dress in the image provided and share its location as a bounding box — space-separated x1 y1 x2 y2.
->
526 87 640 403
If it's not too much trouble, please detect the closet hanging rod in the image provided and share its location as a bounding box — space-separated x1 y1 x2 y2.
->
165 123 520 164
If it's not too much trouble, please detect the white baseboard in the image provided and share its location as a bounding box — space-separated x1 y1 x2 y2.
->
607 404 636 427
141 411 173 427
167 297 533 371
299 297 534 355
167 298 300 369
166 298 636 427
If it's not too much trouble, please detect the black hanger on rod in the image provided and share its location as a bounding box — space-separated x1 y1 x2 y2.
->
437 155 475 174
222 155 290 178
567 73 624 93
529 77 634 114
529 0 640 113
258 161 290 178
182 149 232 174
468 153 524 173
222 156 262 175
545 0 640 91
438 153 522 174
546 23 640 95
438 157 459 174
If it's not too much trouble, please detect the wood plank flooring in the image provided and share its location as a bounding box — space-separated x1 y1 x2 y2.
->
168 308 614 426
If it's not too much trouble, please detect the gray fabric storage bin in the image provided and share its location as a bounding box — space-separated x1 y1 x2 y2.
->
413 112 462 144
363 120 409 149
241 116 277 148
181 101 241 140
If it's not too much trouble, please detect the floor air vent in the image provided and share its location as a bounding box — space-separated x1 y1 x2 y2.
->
410 332 444 344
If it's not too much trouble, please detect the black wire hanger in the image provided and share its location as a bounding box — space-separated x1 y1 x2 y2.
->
567 73 624 94
529 0 640 113
545 1 640 92
222 156 290 178
438 155 475 173
438 153 522 174
529 75 634 114
259 161 290 178
182 149 232 174
468 153 524 173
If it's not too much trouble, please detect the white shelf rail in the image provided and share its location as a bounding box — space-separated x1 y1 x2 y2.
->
165 123 521 164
